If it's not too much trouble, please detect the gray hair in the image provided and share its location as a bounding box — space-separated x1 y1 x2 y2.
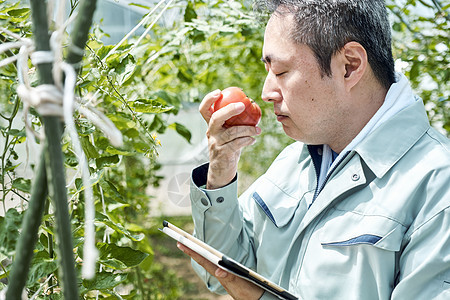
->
254 0 396 89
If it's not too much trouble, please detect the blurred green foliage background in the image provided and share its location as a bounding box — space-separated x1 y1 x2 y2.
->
0 0 448 298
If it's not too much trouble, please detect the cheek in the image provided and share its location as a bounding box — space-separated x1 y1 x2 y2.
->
281 72 334 112
283 87 318 115
283 73 316 100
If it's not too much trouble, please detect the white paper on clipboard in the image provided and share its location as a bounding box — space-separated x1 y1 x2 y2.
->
159 220 299 300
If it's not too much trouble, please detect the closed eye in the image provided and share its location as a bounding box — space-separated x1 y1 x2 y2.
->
275 71 287 77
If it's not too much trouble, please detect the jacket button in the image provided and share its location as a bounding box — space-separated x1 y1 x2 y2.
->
216 197 224 203
352 174 360 181
200 198 209 206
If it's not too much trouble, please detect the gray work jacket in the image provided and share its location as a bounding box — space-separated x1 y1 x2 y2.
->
190 99 450 299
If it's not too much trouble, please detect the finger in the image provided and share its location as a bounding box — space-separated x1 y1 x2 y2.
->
177 242 220 276
208 126 260 156
199 89 222 123
208 128 260 164
219 137 257 155
178 244 263 299
208 102 246 129
217 125 262 145
215 267 229 279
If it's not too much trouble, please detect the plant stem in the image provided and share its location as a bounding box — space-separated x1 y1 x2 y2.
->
45 199 55 295
0 261 7 278
1 95 21 214
135 267 146 298
6 156 48 299
66 0 98 71
43 117 79 299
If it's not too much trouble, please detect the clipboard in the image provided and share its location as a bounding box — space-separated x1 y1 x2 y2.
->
159 220 298 300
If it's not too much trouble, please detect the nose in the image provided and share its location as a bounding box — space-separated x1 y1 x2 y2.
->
261 72 282 103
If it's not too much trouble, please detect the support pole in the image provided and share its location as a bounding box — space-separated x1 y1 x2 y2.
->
28 1 79 298
66 0 98 69
5 157 48 299
7 0 98 298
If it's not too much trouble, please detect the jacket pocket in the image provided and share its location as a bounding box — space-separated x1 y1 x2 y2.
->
319 209 406 252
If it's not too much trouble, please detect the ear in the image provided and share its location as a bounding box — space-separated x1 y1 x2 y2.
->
342 41 368 92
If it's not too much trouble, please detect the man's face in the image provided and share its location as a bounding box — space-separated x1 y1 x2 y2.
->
262 13 348 146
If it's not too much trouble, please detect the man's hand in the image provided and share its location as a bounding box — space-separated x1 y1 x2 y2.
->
199 90 261 189
178 242 264 300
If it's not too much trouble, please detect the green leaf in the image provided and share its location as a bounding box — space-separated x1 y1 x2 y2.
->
26 250 58 287
99 179 125 203
98 242 148 269
184 1 197 22
5 162 21 172
64 149 78 167
11 177 31 193
409 61 421 81
95 213 145 241
93 136 111 151
190 27 206 43
116 54 136 85
177 66 194 83
126 223 145 232
151 90 181 107
130 99 174 114
123 127 139 138
0 271 9 281
98 258 127 270
96 45 115 60
444 122 450 133
82 272 127 290
76 118 96 136
7 7 29 17
0 1 19 14
6 128 26 137
75 178 83 191
74 170 104 192
132 141 152 153
107 202 130 212
80 136 100 159
148 114 165 133
105 53 122 67
107 113 136 131
96 155 120 168
105 146 135 156
0 208 23 255
168 122 192 143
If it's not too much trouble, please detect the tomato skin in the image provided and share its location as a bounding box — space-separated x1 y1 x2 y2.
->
213 87 261 127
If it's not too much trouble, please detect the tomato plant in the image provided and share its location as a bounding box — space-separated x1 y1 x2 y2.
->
214 87 262 127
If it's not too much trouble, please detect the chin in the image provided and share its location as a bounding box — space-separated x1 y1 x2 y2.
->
283 127 316 144
282 127 302 141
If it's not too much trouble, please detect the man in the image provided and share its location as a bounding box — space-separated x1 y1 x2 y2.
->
178 1 450 299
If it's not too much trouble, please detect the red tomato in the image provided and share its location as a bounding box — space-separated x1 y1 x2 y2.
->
213 87 262 127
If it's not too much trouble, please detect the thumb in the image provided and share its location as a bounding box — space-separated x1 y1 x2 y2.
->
215 267 229 278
